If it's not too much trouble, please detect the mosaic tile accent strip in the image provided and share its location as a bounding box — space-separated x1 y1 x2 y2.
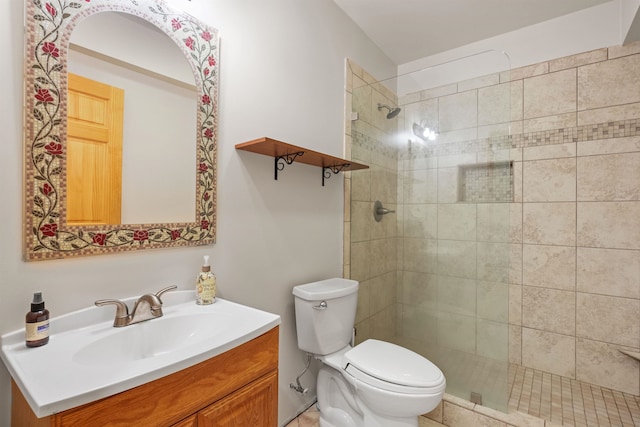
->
459 161 513 202
352 129 398 159
399 119 640 160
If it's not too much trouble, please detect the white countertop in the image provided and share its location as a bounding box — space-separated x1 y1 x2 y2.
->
0 291 280 418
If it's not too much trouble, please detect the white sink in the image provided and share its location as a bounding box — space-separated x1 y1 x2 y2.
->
73 312 229 365
0 291 280 418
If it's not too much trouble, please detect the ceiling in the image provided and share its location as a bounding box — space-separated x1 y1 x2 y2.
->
333 0 615 64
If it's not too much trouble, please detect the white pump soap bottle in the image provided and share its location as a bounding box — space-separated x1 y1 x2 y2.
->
196 255 216 305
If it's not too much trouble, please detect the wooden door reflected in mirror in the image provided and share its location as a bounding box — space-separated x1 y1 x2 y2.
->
67 73 124 226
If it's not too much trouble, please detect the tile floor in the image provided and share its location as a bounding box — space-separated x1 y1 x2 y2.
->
284 365 640 427
285 403 319 427
508 364 640 427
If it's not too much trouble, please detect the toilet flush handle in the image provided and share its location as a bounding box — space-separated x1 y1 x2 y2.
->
313 301 328 310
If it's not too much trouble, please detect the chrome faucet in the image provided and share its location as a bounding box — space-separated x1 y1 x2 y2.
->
95 285 177 327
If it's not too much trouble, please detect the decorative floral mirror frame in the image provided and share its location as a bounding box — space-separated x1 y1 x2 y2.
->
24 0 218 261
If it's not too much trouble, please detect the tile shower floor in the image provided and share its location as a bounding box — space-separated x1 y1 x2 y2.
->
285 365 640 427
508 364 640 426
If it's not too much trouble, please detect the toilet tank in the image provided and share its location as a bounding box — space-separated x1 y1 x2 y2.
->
292 278 358 355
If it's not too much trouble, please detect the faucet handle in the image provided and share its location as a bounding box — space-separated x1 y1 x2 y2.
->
155 285 178 301
95 299 130 327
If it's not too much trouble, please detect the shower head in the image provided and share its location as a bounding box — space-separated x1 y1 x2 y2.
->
377 103 401 119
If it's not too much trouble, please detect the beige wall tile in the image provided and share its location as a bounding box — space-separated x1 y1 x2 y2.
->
522 328 575 377
524 69 577 119
509 243 523 285
350 201 372 242
509 62 550 81
350 241 370 281
522 286 576 335
577 152 640 201
577 102 640 125
577 135 640 156
523 244 576 291
402 154 438 171
404 204 438 239
523 158 576 202
577 293 640 347
403 168 438 204
439 90 478 132
578 54 640 110
444 401 508 427
404 238 437 273
509 324 522 364
478 123 512 139
478 281 509 322
523 202 576 246
400 271 437 307
355 277 371 323
577 201 640 249
549 48 607 72
370 271 396 314
478 242 510 283
437 167 460 203
438 204 477 240
403 98 438 133
523 142 576 161
477 320 509 361
370 238 397 277
438 240 477 279
421 83 457 100
513 162 523 203
370 305 396 341
510 204 523 244
438 275 477 316
608 40 640 58
510 80 524 122
577 247 640 298
477 203 510 243
459 73 500 92
576 338 640 395
437 312 476 353
437 127 478 144
523 112 577 133
400 305 439 343
478 83 511 127
439 153 477 168
350 167 370 201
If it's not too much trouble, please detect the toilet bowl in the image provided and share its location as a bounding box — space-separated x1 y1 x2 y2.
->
293 278 446 427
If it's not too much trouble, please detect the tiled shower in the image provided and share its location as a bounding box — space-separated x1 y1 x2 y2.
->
343 42 640 426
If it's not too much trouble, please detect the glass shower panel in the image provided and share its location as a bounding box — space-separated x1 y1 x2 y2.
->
348 51 512 413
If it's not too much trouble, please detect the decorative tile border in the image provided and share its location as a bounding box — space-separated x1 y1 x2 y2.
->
400 118 640 160
23 0 219 260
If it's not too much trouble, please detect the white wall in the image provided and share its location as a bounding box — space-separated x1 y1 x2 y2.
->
398 1 622 82
0 1 395 426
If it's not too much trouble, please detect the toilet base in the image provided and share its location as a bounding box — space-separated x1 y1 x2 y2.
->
317 365 421 427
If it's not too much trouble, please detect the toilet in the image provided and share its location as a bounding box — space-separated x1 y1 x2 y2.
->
293 278 446 427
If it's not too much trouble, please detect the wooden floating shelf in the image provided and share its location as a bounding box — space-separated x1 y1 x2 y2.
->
235 137 369 186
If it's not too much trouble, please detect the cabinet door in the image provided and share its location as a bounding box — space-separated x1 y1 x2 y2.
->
172 415 197 427
198 371 278 427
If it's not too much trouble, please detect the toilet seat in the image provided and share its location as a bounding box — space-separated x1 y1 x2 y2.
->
343 340 446 394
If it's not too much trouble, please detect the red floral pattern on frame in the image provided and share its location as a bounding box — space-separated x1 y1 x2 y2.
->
25 0 219 259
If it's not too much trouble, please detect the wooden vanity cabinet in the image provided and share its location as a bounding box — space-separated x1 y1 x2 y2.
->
12 327 279 427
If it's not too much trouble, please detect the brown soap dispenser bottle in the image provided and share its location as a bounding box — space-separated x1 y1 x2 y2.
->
25 292 49 347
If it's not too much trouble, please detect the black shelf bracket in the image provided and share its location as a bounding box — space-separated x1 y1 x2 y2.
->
274 151 305 180
322 164 350 186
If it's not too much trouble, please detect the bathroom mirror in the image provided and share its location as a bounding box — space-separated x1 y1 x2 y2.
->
24 0 219 261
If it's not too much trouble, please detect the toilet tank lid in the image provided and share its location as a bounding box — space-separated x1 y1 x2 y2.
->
292 278 358 300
